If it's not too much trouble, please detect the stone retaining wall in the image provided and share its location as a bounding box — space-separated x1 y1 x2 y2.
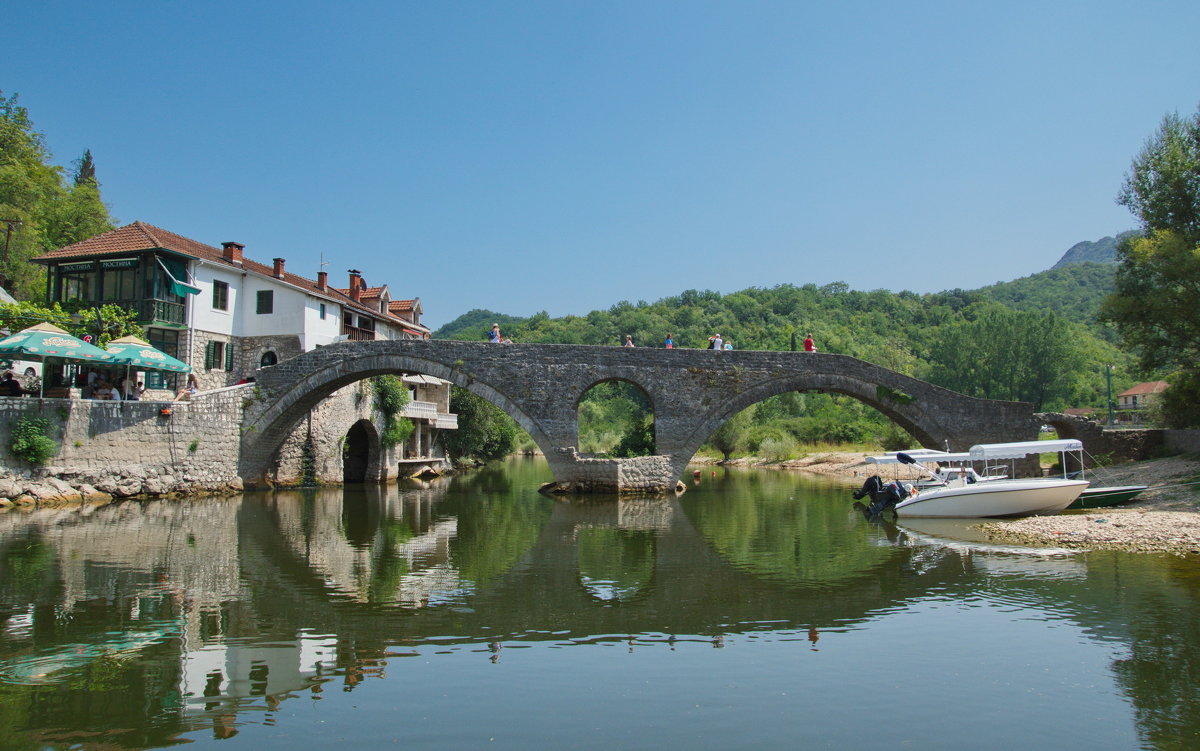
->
0 388 247 506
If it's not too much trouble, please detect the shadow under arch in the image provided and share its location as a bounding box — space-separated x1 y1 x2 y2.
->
241 352 558 483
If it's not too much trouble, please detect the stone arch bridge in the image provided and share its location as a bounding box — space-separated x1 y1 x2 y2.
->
240 340 1037 491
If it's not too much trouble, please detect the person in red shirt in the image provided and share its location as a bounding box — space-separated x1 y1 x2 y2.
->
804 334 817 352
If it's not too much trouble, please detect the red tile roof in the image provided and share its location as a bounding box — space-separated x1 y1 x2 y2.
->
1118 381 1169 397
34 221 217 260
33 221 416 326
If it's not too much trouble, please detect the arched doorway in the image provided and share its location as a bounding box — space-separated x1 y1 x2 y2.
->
343 420 372 483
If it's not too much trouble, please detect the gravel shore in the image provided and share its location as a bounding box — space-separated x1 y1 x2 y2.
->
979 453 1200 554
703 450 1200 554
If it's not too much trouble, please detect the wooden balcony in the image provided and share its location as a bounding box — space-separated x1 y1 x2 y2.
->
342 324 375 341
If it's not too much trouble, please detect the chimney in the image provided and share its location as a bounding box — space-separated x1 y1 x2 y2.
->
221 242 244 265
273 257 285 278
317 270 328 291
348 269 361 302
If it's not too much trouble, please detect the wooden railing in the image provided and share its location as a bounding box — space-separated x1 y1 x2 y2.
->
342 324 375 341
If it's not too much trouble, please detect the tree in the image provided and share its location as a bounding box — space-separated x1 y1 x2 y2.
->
0 300 143 346
1103 107 1200 425
927 305 1084 411
1117 109 1200 243
705 407 753 460
442 386 519 462
73 149 96 186
0 91 114 300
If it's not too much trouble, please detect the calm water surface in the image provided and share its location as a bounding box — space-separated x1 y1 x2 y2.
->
2 458 1199 749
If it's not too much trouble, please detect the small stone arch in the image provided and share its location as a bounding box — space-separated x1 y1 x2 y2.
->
260 350 278 367
343 418 380 483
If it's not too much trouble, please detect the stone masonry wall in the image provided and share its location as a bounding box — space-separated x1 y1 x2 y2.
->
0 387 247 506
273 381 398 484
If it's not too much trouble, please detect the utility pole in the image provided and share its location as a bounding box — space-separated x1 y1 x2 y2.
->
1105 363 1115 426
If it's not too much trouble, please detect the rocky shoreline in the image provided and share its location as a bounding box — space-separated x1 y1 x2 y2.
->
0 469 243 509
698 450 1200 554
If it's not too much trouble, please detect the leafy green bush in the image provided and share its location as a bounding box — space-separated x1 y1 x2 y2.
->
9 416 59 465
372 375 415 449
758 436 798 462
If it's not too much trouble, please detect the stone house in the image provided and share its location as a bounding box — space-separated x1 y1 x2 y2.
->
1115 380 1169 424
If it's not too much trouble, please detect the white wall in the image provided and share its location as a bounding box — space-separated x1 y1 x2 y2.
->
190 264 241 336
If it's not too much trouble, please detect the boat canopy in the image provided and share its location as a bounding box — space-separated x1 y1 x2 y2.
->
866 451 974 465
967 439 1083 460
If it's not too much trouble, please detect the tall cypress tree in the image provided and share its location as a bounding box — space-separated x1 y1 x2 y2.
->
73 149 96 185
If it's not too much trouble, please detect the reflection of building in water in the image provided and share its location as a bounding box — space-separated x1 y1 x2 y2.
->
0 498 380 736
265 485 465 607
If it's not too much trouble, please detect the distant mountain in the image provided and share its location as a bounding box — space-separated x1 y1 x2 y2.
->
1051 231 1138 268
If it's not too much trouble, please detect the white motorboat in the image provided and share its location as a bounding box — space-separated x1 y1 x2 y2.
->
857 440 1089 518
892 476 1089 518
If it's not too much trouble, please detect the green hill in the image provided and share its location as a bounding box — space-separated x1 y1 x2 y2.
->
433 309 531 341
975 262 1116 322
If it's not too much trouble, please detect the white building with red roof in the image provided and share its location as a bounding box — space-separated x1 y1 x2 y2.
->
33 222 455 474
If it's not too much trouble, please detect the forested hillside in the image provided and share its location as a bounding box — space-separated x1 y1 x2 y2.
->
434 270 1141 458
974 262 1117 324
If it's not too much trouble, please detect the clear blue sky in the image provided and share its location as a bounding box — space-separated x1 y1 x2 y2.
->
6 1 1199 328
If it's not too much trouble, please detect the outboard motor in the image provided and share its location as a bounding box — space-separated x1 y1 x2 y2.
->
852 475 908 518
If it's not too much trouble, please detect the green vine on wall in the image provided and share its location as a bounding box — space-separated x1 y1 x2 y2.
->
372 375 415 449
9 416 59 465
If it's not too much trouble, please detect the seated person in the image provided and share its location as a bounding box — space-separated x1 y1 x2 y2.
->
174 374 199 401
2 372 23 397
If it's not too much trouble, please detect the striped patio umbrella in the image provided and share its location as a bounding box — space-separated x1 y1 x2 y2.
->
0 322 116 364
104 336 191 372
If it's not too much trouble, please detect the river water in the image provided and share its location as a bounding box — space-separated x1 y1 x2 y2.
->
1 457 1198 749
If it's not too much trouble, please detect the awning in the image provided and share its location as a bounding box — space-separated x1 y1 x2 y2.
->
968 440 1083 460
156 256 200 296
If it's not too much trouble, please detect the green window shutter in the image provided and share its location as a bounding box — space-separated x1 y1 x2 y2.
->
204 342 215 370
224 342 234 371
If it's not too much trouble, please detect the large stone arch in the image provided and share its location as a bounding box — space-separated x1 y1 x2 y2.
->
241 351 559 485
